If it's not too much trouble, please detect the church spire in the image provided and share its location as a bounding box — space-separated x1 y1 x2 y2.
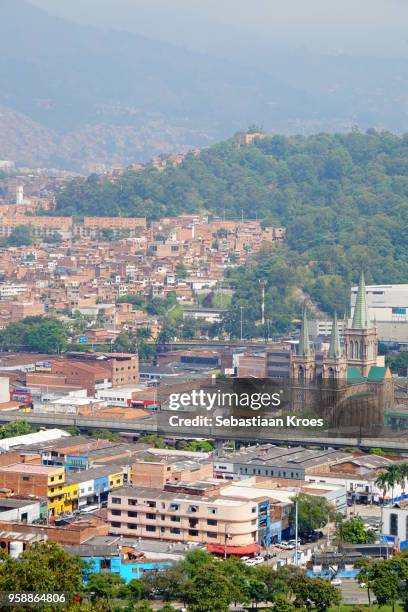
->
298 306 311 357
328 312 341 358
352 271 372 329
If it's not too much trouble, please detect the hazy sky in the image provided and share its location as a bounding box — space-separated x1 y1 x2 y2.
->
30 0 408 58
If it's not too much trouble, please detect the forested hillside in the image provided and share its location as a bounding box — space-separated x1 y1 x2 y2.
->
56 130 408 335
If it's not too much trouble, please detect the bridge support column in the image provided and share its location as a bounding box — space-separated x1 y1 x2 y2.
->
215 439 225 456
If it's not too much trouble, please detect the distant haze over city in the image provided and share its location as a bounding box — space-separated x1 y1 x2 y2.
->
0 0 407 170
31 0 408 58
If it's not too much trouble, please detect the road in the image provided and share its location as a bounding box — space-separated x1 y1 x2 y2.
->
1 408 408 451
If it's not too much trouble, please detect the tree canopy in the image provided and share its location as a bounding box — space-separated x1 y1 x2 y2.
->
56 130 408 332
0 316 68 353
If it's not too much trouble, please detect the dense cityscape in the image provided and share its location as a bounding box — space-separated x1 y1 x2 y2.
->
0 132 408 611
1 1 408 610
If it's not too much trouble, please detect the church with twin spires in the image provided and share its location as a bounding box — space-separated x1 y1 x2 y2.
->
291 272 394 418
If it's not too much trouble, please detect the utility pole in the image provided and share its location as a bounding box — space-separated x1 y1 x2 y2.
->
295 492 299 566
240 306 244 342
259 279 266 326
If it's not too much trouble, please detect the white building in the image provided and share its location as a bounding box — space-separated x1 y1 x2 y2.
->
0 283 28 299
382 504 408 550
351 284 408 322
350 284 408 342
95 386 144 407
0 427 70 452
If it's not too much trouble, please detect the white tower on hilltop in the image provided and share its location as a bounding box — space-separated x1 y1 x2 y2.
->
16 185 24 205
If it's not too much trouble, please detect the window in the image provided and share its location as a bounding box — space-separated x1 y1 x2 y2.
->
390 513 398 536
147 501 156 508
207 532 217 538
208 508 217 515
188 505 198 513
22 476 30 482
111 521 121 528
111 497 121 504
146 513 156 520
171 516 181 522
100 559 111 570
207 519 217 526
127 523 137 530
129 499 137 506
170 527 180 534
188 529 199 537
111 509 121 516
169 503 179 511
146 525 156 532
128 511 137 518
251 507 256 513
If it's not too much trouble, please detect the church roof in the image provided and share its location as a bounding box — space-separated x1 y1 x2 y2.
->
352 271 372 329
347 367 365 384
367 366 387 382
347 365 388 384
328 312 342 359
298 307 311 357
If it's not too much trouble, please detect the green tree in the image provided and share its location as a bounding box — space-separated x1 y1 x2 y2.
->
120 578 144 603
0 420 34 439
290 575 341 612
131 602 154 612
336 517 376 544
273 594 296 612
175 262 188 279
290 493 336 536
43 231 63 244
187 564 234 612
8 224 34 246
0 542 85 610
0 316 68 353
86 572 125 602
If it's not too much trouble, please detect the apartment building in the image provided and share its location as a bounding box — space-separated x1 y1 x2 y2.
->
131 458 213 488
0 463 66 517
0 283 29 300
74 217 147 239
65 465 125 510
0 216 72 239
108 486 270 554
213 444 349 481
50 352 139 395
0 301 45 325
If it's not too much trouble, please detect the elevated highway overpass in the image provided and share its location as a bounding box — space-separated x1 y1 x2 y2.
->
1 410 408 453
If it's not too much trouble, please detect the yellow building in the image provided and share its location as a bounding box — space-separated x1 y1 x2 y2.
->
61 482 80 515
46 467 66 518
109 470 124 490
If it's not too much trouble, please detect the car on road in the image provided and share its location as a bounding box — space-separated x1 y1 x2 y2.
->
331 579 342 587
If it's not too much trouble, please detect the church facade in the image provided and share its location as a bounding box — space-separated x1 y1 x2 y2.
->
291 272 394 429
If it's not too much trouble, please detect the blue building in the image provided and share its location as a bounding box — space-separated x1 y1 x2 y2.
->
65 536 196 584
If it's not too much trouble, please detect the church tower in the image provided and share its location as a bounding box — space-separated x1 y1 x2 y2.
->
344 272 378 377
322 312 348 380
292 307 315 381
